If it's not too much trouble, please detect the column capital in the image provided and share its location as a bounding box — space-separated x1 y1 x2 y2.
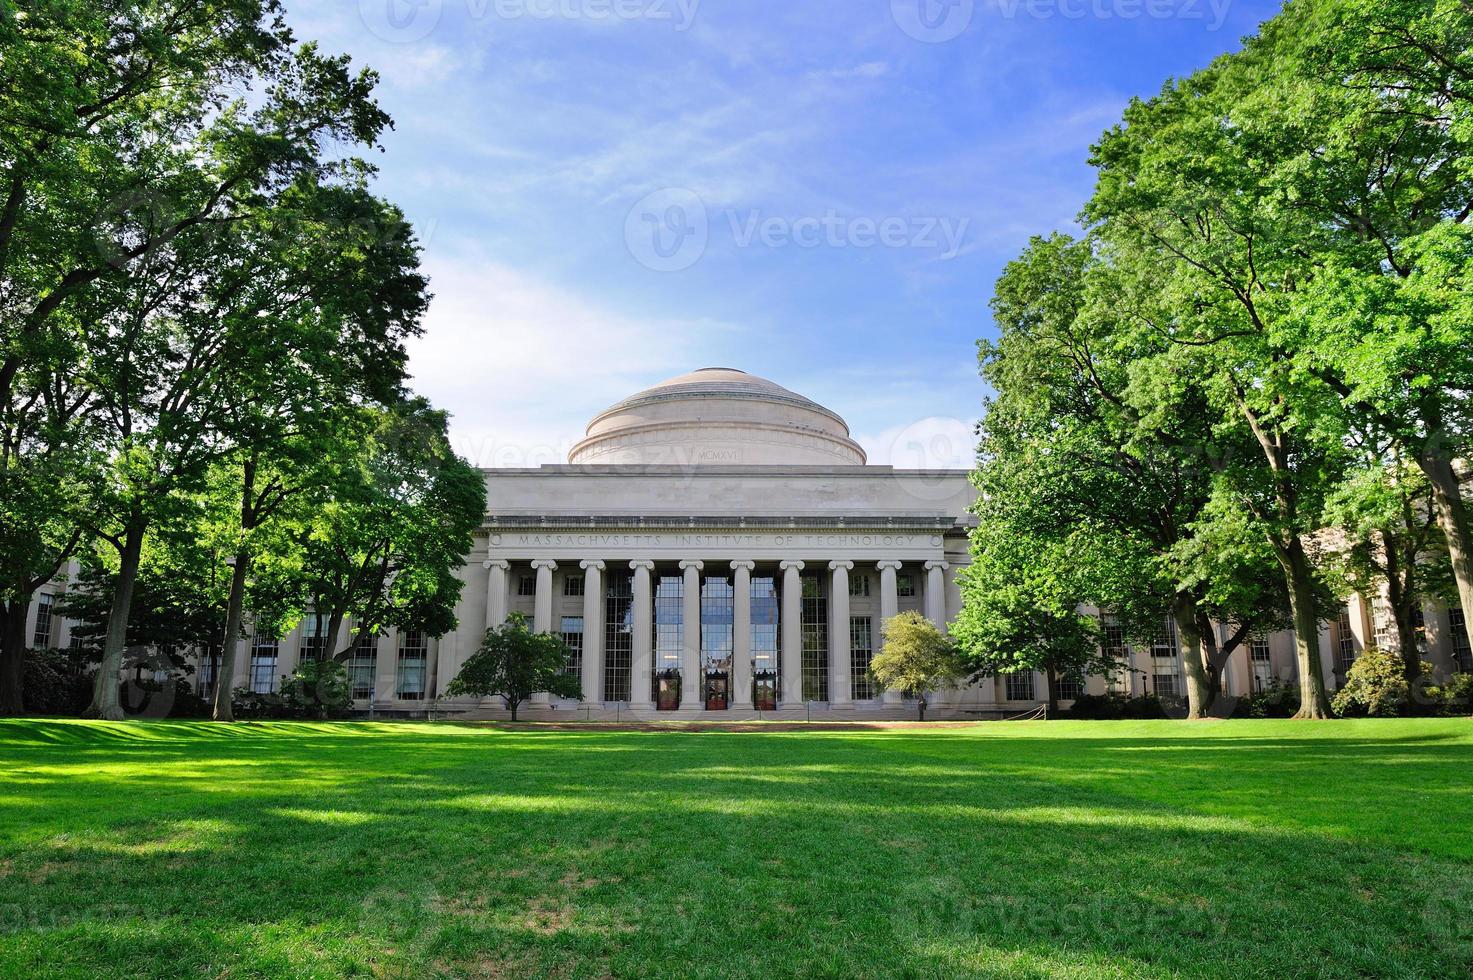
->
579 559 606 572
483 558 510 571
875 560 904 571
779 560 805 572
729 560 757 572
679 559 705 572
531 559 558 571
924 560 950 571
629 559 656 572
828 560 855 572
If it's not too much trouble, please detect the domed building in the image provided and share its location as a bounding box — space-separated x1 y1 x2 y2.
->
425 367 983 718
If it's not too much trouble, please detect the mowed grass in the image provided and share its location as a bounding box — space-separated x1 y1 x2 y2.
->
1 720 1471 978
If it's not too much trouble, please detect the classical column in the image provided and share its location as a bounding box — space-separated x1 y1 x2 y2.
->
580 560 605 705
629 560 655 708
680 560 704 708
877 560 903 704
531 560 558 634
780 560 804 705
731 561 755 709
925 561 948 630
828 561 853 705
484 559 510 630
530 560 558 706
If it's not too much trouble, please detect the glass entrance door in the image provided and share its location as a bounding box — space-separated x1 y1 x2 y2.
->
704 672 729 710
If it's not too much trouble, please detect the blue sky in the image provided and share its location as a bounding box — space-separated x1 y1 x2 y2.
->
289 0 1281 468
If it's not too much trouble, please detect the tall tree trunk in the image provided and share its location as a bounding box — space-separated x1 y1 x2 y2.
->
509 697 519 722
917 695 926 722
1280 540 1332 719
1417 449 1473 656
212 551 250 722
1044 665 1059 717
1381 533 1422 683
0 599 27 715
1172 595 1212 720
87 519 147 721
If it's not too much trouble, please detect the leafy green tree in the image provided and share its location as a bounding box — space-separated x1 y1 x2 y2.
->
1322 447 1451 682
1085 45 1356 718
205 181 429 722
296 400 486 664
445 614 582 721
869 611 963 721
50 6 408 720
972 233 1288 718
954 525 1118 716
1230 0 1473 654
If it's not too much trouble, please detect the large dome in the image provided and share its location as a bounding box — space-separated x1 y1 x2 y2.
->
568 367 867 466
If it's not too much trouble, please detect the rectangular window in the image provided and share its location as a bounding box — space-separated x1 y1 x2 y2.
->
603 571 633 702
1056 674 1082 701
1250 638 1271 662
848 574 871 598
250 635 280 694
701 576 734 675
896 573 915 598
654 575 683 687
1451 607 1471 673
1005 672 1035 701
1102 623 1127 659
1151 619 1178 658
800 574 828 701
299 613 330 663
1154 672 1179 696
349 630 378 700
198 655 218 697
517 573 537 596
397 630 428 700
563 575 584 597
1336 607 1357 673
850 616 875 700
559 616 585 681
751 575 780 683
32 594 54 649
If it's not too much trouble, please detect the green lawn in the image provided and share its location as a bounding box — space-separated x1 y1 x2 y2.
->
1 720 1471 978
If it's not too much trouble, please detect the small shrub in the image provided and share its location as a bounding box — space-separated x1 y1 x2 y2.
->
282 660 352 719
1425 673 1473 717
1061 693 1178 719
1235 681 1301 719
232 687 291 719
1332 648 1416 717
1064 693 1128 719
21 648 94 716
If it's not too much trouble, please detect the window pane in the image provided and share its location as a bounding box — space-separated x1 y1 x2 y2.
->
800 574 828 701
850 616 874 700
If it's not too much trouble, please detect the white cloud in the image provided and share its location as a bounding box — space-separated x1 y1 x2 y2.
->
405 252 738 467
856 415 978 469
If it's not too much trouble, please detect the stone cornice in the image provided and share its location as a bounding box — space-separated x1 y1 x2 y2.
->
484 514 970 533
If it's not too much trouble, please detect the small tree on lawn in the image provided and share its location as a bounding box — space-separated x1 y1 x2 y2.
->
445 614 582 721
870 612 964 722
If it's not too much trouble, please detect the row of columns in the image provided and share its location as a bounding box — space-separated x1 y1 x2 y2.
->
484 556 951 708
